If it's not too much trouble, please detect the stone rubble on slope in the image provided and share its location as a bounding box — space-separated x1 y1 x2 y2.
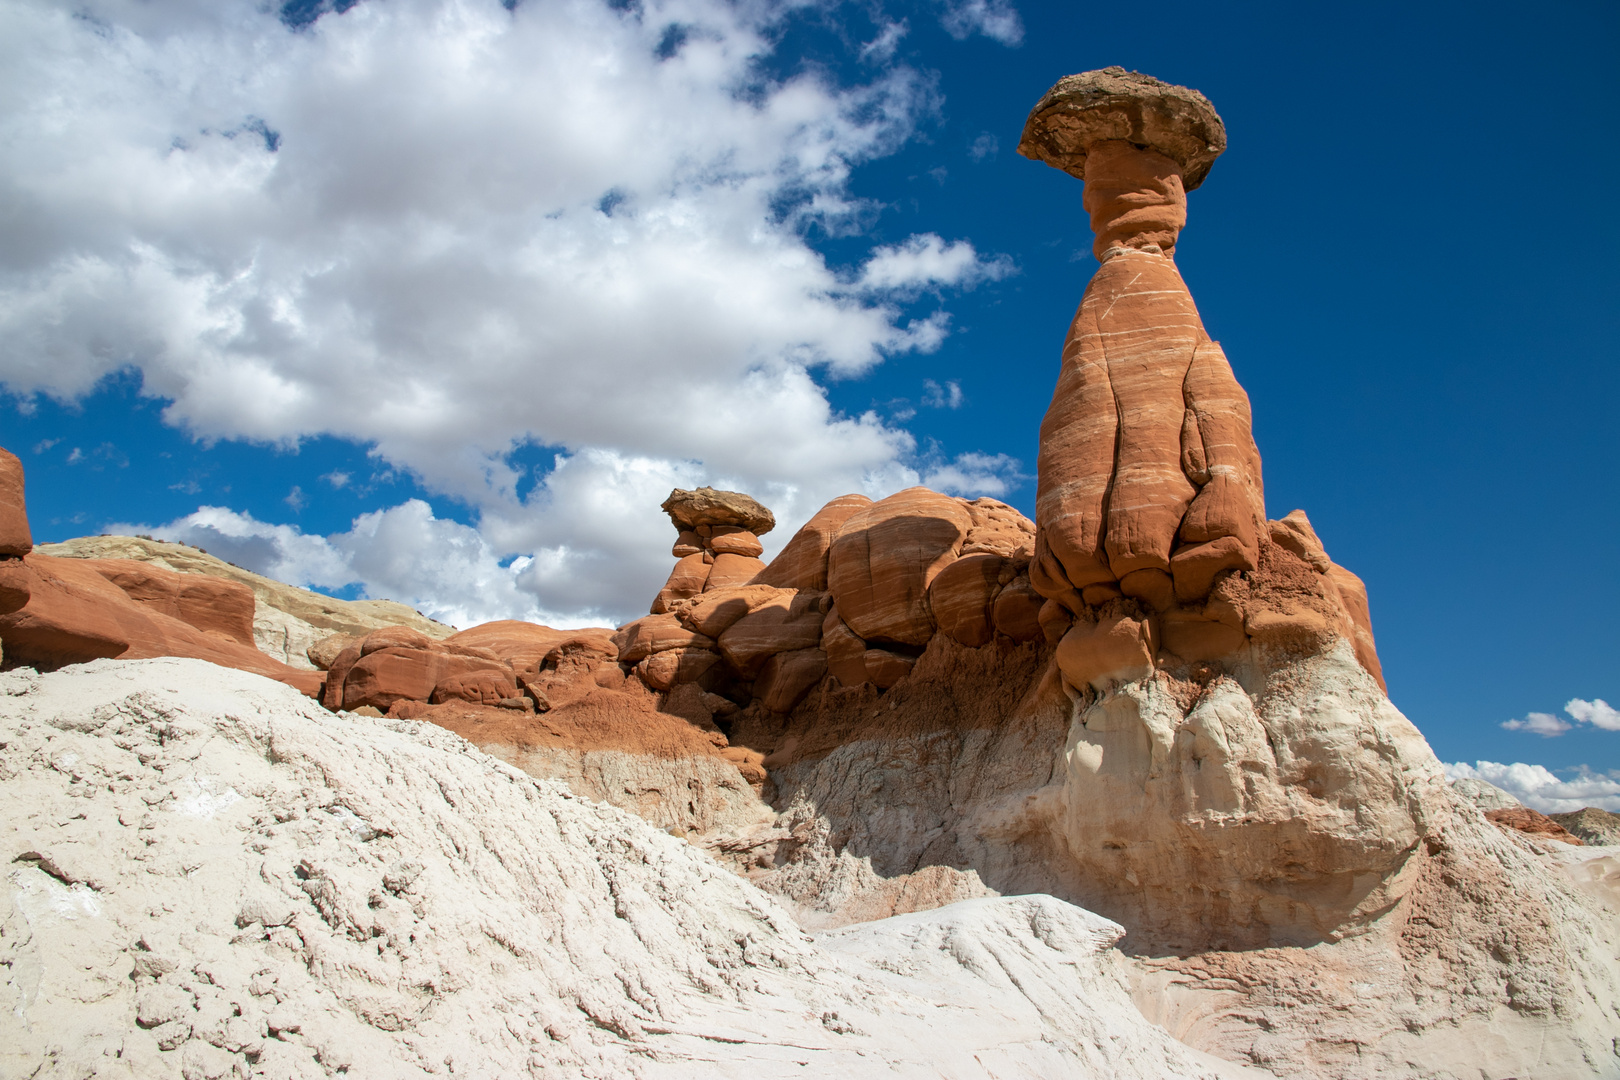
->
0 658 1257 1080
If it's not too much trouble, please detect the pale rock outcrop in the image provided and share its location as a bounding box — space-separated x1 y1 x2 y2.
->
1552 808 1620 846
1451 776 1524 812
0 659 1257 1080
35 533 454 669
729 633 1620 1078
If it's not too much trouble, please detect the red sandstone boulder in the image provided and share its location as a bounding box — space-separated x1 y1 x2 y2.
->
704 553 766 591
682 585 793 638
927 553 1004 648
0 553 321 694
709 529 764 558
752 494 873 591
613 614 714 665
444 621 617 673
87 559 258 648
717 593 824 677
1038 598 1074 644
1170 536 1255 603
361 625 433 654
755 648 827 712
827 487 970 646
342 644 512 712
862 648 916 689
0 448 31 557
1159 607 1247 661
1055 610 1156 690
652 553 710 613
821 609 870 687
637 647 720 691
991 577 1045 641
432 669 519 706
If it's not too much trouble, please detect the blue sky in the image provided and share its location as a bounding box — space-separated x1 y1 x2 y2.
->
2 0 1616 798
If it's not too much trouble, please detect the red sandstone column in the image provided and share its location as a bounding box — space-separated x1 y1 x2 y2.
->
1019 69 1266 617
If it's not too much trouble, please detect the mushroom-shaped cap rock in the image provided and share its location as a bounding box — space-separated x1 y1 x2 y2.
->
661 487 776 535
1018 67 1226 190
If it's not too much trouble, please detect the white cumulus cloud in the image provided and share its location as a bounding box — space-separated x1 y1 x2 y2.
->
1502 697 1620 737
0 0 1025 626
1566 698 1620 731
859 233 1014 294
1501 712 1573 737
937 0 1023 45
1444 761 1620 814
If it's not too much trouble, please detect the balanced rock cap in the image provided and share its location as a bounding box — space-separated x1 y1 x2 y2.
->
661 487 775 536
1017 66 1226 190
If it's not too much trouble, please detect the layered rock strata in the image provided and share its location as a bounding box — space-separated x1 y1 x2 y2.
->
0 451 322 696
36 534 453 669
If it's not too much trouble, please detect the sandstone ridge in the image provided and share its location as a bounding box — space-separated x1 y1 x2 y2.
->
35 533 453 669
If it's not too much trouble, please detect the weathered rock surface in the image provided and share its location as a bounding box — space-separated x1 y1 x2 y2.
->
1451 776 1523 812
752 494 872 591
35 534 453 668
713 634 1620 1078
661 486 775 535
1552 807 1620 847
1018 66 1226 191
827 487 971 646
0 659 1259 1080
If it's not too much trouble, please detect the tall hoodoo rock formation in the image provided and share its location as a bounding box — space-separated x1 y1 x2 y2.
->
1017 67 1381 691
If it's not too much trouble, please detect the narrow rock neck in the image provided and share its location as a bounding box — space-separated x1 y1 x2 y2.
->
1082 141 1187 262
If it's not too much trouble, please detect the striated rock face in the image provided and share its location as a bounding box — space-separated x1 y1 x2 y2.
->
0 550 320 696
827 487 972 646
751 493 871 591
35 533 453 668
0 447 31 557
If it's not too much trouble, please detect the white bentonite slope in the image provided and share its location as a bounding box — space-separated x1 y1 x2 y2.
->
0 659 1256 1079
